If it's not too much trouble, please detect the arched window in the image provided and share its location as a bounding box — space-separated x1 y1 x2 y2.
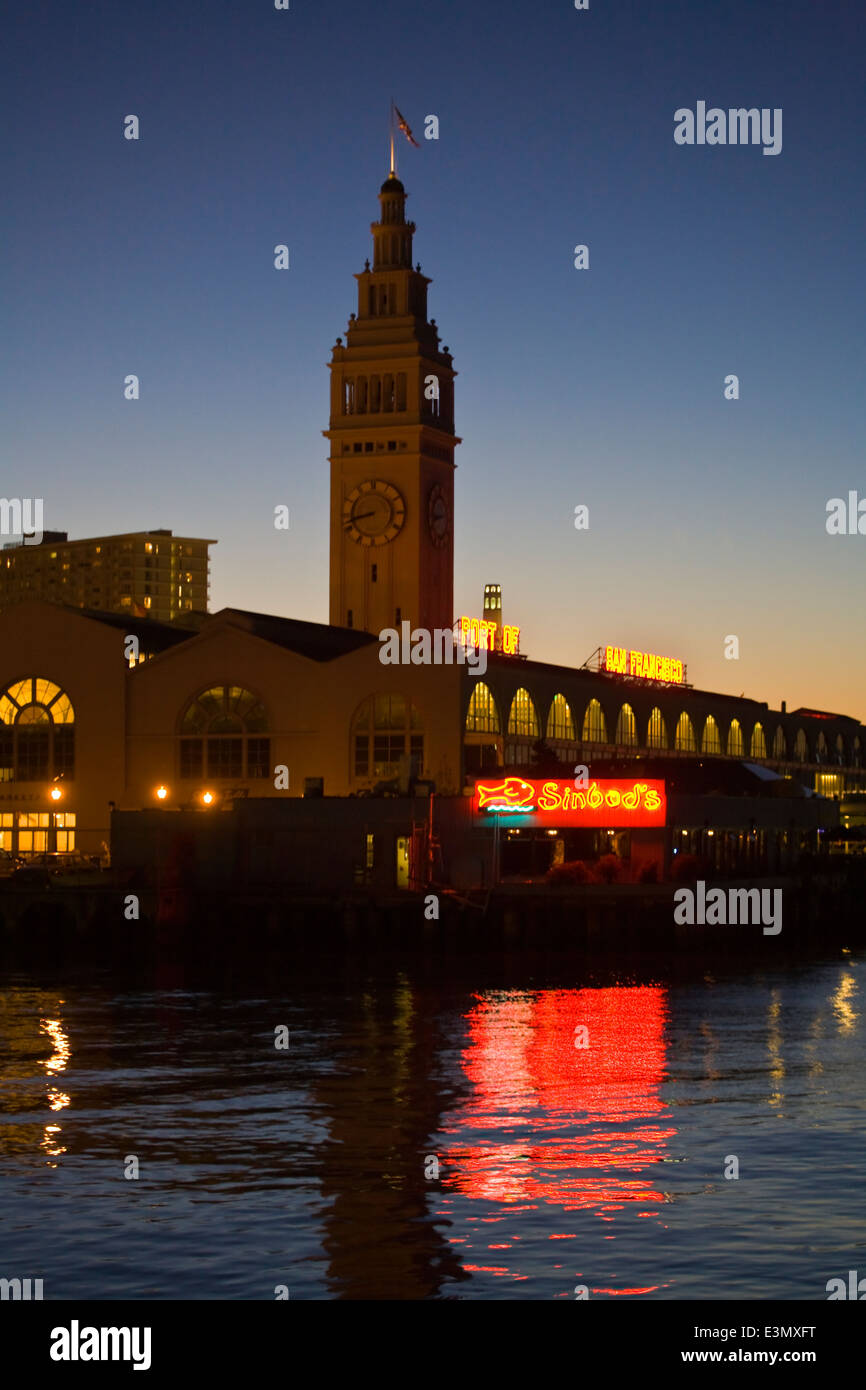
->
353 694 423 780
546 694 575 742
772 726 787 759
370 375 381 411
507 688 539 738
465 683 500 734
750 723 767 759
794 729 808 763
816 731 827 764
357 376 368 412
582 699 607 744
383 373 395 412
675 712 696 752
180 686 269 780
702 715 721 754
0 678 75 782
615 703 638 746
727 719 744 757
396 373 407 411
836 734 845 766
647 707 667 749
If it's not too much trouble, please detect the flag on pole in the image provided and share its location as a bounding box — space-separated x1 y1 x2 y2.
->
394 105 420 148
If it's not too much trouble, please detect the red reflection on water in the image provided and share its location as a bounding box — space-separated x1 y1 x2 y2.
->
444 988 675 1215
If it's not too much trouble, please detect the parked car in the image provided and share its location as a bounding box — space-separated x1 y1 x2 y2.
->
0 848 24 877
10 851 103 887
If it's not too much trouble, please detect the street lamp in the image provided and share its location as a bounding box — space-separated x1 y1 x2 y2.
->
155 785 169 801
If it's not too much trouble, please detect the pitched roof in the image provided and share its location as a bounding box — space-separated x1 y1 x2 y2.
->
213 609 377 662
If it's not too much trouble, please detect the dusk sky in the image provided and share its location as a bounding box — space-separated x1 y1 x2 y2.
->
4 0 864 717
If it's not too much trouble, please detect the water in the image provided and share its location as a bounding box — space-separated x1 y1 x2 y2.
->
0 947 863 1300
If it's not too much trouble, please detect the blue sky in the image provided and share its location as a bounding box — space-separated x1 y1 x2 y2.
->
3 0 864 716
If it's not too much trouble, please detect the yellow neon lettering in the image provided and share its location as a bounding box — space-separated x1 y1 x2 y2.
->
537 781 560 811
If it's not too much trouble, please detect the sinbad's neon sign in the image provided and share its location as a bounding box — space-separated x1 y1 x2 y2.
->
474 777 666 826
604 645 684 684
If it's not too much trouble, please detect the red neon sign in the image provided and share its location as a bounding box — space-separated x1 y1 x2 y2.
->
604 645 683 684
474 777 666 826
458 616 520 655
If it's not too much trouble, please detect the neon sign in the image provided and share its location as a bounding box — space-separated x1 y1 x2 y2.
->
474 778 666 826
458 616 520 656
604 645 684 684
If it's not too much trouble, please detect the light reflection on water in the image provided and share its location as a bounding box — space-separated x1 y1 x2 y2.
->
0 954 863 1299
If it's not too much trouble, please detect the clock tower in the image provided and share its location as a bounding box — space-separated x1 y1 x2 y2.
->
325 171 460 635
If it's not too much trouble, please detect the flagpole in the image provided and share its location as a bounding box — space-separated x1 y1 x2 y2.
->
389 99 395 176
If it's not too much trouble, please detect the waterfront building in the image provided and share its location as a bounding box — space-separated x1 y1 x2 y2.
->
0 169 862 879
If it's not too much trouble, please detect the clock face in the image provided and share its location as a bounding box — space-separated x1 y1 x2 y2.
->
343 480 406 546
427 484 450 548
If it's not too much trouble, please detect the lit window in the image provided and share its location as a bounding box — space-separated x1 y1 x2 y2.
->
647 708 667 749
546 694 574 742
0 678 75 783
581 699 607 744
751 723 767 758
465 683 500 734
675 713 696 752
702 715 721 754
507 688 539 739
727 720 744 757
772 726 786 759
615 703 638 747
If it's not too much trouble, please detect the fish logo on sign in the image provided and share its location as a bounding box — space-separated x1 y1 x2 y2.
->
475 778 535 812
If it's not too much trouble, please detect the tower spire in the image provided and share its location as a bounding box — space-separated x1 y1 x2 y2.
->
324 162 461 637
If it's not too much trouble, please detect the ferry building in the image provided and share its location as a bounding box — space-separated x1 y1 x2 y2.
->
0 169 863 878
